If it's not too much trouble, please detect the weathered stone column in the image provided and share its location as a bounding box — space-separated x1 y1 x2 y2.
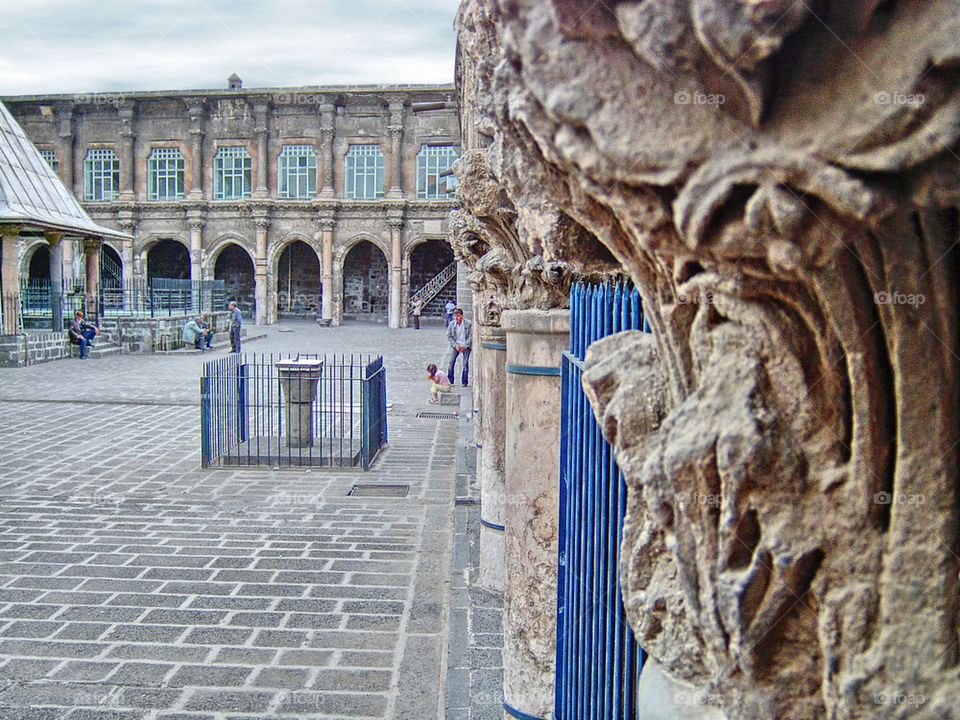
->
0 224 21 335
46 232 64 330
57 106 75 197
254 215 269 325
252 99 270 199
82 237 101 319
318 219 334 323
501 308 569 720
118 105 135 201
387 99 404 199
187 214 204 284
186 99 204 200
388 218 403 329
477 320 507 591
318 103 336 198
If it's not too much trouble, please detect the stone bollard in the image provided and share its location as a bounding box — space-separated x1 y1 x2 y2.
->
477 323 507 592
276 359 323 448
500 308 569 720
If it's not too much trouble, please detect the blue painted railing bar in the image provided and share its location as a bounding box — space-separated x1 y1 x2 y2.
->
556 281 646 719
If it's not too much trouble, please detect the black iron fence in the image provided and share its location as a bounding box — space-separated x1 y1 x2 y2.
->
19 278 226 329
200 353 387 470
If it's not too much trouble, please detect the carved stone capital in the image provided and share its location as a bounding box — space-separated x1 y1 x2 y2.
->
457 1 960 717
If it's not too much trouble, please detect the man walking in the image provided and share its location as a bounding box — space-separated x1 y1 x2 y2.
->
228 301 242 353
446 308 472 386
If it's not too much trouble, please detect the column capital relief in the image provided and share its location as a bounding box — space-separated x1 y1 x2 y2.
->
0 224 22 240
318 218 336 231
253 216 271 230
82 236 102 253
187 218 205 230
44 230 64 245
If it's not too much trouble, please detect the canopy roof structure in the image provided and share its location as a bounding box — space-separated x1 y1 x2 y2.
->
0 100 129 242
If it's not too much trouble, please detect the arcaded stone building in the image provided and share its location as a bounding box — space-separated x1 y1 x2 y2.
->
3 81 460 327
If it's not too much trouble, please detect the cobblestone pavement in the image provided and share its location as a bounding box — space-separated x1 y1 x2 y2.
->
0 320 467 719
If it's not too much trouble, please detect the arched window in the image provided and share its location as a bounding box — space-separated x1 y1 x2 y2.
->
344 144 385 199
148 147 185 200
416 145 458 199
278 145 317 199
83 148 120 201
214 146 252 200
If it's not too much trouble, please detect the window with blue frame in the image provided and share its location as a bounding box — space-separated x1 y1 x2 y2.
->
278 145 317 199
344 144 385 199
213 146 251 200
416 145 458 199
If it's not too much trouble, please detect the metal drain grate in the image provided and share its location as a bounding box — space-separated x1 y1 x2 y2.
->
348 484 409 497
416 412 459 419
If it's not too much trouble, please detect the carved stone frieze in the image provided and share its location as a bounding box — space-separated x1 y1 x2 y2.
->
456 0 960 717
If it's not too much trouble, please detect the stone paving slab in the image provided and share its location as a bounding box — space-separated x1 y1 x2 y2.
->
0 321 469 719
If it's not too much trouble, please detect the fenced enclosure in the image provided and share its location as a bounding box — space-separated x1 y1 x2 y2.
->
200 353 387 470
19 278 226 330
555 281 645 719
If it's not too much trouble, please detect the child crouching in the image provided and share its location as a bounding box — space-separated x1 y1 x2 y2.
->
427 363 452 404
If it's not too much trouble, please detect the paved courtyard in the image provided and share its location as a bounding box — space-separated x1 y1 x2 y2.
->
0 320 466 720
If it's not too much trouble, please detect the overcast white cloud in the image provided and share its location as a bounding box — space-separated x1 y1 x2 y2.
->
0 0 461 95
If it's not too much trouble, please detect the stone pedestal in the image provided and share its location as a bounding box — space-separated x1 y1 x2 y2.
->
501 308 569 720
276 359 323 448
477 323 507 592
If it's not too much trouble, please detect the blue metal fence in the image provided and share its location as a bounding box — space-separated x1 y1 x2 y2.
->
556 281 646 719
200 352 387 470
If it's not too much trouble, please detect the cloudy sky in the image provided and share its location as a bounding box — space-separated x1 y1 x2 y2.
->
1 0 461 96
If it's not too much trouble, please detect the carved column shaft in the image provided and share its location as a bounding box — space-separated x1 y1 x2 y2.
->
1 225 21 334
253 102 269 198
501 308 569 719
186 100 204 199
118 106 135 200
254 217 269 325
387 100 403 198
82 238 101 319
46 232 64 330
477 321 507 592
388 220 403 329
319 104 336 198
319 221 334 322
188 218 204 284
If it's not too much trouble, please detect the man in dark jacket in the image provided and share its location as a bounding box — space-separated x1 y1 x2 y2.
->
228 301 242 353
68 310 98 359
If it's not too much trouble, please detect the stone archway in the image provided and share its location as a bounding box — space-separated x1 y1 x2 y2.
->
213 243 255 317
342 240 389 322
25 243 49 284
276 240 321 319
100 244 122 288
408 238 454 318
147 239 190 281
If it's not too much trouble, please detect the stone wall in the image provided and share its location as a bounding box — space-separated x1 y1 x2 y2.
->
455 1 960 718
0 331 72 367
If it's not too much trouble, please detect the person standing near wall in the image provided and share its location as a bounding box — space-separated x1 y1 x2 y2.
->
445 299 456 326
228 301 242 353
446 308 472 386
411 296 423 330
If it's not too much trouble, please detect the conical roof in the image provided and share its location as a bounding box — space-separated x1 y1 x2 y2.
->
0 100 129 241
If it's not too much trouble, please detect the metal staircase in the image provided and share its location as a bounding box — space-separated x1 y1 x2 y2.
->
411 261 456 309
100 251 123 287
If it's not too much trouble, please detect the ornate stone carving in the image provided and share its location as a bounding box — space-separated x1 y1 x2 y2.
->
457 0 960 718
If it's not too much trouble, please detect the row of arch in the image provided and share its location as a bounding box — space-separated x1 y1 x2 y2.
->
23 235 453 322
